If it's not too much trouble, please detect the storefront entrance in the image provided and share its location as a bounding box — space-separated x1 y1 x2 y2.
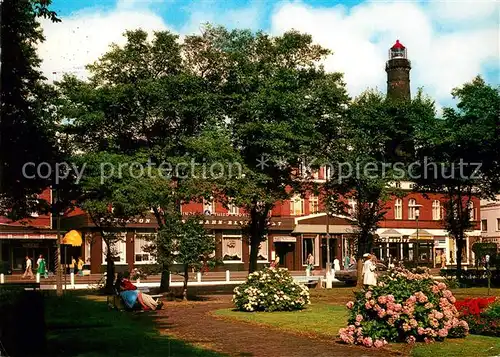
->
8 241 56 272
274 242 295 270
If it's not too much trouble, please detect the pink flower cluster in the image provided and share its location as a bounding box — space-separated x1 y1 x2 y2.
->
338 268 469 348
339 325 387 348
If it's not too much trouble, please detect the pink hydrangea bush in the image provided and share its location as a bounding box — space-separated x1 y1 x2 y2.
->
233 268 310 312
339 267 468 348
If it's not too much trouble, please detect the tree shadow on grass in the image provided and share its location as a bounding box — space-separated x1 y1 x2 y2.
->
45 295 225 357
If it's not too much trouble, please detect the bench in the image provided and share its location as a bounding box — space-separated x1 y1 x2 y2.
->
107 287 162 311
294 276 323 288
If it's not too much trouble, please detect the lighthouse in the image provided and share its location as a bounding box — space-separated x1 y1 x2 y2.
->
385 40 411 100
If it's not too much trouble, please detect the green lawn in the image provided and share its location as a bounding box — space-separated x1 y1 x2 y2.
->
215 292 500 357
45 294 224 357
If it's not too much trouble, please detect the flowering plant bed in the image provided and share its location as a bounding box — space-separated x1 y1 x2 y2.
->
455 297 499 336
232 268 310 312
339 267 469 348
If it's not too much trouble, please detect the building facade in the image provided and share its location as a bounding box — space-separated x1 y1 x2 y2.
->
480 195 500 245
59 180 481 273
0 189 57 272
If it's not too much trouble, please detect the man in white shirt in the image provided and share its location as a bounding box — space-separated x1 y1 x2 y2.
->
22 256 34 279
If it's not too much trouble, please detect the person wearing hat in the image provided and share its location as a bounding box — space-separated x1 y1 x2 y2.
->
362 253 377 286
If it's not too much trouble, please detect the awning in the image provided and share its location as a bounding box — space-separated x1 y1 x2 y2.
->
410 229 434 240
293 224 354 234
378 229 402 237
62 230 83 246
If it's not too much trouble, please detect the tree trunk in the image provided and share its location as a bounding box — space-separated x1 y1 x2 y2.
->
249 237 260 273
248 205 267 273
159 267 170 292
356 258 364 289
182 264 189 301
105 249 115 293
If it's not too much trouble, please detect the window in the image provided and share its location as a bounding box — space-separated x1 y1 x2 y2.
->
347 198 356 216
468 202 475 221
290 194 304 216
325 165 332 180
228 198 239 215
432 200 441 220
394 199 402 219
302 238 315 265
102 233 126 264
248 239 269 261
203 197 214 215
134 234 156 263
309 195 319 214
481 220 488 232
497 218 500 231
408 199 417 220
222 235 242 261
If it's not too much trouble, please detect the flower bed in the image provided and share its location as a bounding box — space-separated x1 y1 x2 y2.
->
232 268 310 312
339 267 469 348
455 297 499 337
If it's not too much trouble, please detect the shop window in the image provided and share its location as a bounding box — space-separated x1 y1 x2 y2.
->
248 239 268 261
134 234 156 264
222 235 242 261
102 233 126 264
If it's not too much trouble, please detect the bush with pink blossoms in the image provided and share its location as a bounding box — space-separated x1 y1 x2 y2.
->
339 267 468 348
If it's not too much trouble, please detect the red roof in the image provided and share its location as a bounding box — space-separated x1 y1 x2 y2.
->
391 40 405 50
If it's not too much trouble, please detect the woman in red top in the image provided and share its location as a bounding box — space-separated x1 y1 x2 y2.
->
115 273 163 311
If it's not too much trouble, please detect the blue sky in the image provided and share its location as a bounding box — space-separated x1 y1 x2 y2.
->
40 0 499 110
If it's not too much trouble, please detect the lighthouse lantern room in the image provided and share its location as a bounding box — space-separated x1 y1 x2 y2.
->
389 39 407 59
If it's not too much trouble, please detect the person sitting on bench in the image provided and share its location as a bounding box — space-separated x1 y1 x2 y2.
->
115 273 163 311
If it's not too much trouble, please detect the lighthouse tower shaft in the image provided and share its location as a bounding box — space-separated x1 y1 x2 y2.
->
386 40 411 100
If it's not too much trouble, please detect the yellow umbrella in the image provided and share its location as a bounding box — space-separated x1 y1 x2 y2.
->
62 230 82 247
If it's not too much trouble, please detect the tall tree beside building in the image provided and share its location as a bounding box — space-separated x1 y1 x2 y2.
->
0 0 61 218
184 25 350 272
412 76 500 281
323 89 436 286
57 29 224 291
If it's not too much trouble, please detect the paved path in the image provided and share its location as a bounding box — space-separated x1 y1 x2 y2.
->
155 298 404 357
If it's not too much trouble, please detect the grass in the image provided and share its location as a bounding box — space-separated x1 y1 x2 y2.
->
216 286 500 357
215 304 347 338
45 293 224 357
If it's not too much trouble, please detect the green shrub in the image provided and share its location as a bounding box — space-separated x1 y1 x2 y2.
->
232 268 310 312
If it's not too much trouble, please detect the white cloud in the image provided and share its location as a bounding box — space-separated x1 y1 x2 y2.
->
271 0 499 107
38 8 168 81
38 0 498 109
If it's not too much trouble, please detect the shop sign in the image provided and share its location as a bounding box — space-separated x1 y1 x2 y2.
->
182 212 248 218
273 236 296 243
99 217 151 224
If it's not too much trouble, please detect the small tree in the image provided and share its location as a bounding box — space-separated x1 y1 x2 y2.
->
174 215 215 301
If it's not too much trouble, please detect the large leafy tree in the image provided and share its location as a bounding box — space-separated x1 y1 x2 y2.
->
412 76 500 281
58 29 222 290
323 90 436 286
184 26 350 272
0 0 61 218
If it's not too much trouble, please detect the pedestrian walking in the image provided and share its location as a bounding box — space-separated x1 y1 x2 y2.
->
37 255 47 278
77 257 84 276
22 256 34 279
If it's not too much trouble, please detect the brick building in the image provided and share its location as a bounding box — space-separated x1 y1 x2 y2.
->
0 188 57 272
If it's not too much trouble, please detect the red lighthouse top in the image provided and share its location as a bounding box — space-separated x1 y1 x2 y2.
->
391 40 405 50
